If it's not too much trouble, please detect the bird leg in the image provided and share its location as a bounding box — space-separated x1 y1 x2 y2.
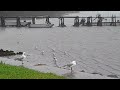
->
22 60 24 66
71 67 73 74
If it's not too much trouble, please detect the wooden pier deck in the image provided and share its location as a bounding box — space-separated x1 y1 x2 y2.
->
0 16 120 27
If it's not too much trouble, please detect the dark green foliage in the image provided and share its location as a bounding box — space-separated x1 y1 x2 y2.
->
0 49 23 56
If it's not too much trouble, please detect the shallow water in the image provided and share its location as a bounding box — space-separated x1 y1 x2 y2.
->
1 12 120 78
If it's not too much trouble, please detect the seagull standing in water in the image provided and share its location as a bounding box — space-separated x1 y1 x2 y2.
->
14 52 26 66
52 53 59 67
63 61 77 73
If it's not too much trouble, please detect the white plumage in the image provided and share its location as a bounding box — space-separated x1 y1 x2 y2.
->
69 61 76 67
14 52 26 65
15 52 26 61
63 61 77 73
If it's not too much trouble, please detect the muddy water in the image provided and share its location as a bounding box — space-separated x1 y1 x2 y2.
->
1 11 120 78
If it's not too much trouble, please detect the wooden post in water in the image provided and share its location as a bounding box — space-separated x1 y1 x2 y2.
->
86 17 91 26
80 18 86 26
91 16 92 26
97 14 102 26
16 17 21 27
58 17 66 27
1 16 5 27
62 17 64 25
32 17 35 24
46 16 50 24
115 15 116 26
59 17 61 26
111 15 114 26
73 16 79 27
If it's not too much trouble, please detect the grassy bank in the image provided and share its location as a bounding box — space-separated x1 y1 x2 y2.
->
0 62 65 79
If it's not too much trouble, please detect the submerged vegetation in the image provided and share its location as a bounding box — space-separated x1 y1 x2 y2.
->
0 62 65 79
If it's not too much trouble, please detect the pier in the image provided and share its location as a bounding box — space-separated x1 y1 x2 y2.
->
1 15 120 27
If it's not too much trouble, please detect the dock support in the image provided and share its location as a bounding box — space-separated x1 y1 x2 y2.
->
0 16 5 27
86 17 92 26
91 17 92 25
58 17 66 27
32 17 35 24
16 17 21 27
73 16 79 27
80 18 86 26
115 16 116 26
110 15 116 26
46 17 51 24
97 15 102 26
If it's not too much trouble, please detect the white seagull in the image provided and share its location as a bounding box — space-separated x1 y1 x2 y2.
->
63 61 77 73
14 52 26 66
53 56 59 67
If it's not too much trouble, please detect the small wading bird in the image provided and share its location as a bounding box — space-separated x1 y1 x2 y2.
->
52 53 59 67
53 57 57 65
41 50 44 55
63 61 77 73
14 52 26 66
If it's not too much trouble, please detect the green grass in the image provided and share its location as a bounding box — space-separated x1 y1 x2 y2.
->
0 62 65 79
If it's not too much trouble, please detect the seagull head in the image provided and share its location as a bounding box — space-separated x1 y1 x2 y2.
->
71 61 76 66
23 52 26 55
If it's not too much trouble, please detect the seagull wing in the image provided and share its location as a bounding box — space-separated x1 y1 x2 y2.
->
63 63 73 67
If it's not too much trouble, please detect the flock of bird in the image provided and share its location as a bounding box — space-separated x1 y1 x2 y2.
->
15 33 77 73
14 46 77 73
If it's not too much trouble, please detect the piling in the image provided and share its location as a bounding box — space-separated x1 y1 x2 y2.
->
97 15 102 26
0 16 5 27
16 17 21 27
46 16 51 24
80 18 86 26
58 17 66 27
115 16 116 26
32 17 35 24
73 16 79 27
110 15 116 26
86 17 92 26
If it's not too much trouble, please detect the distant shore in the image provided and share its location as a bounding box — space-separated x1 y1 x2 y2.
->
0 11 79 17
